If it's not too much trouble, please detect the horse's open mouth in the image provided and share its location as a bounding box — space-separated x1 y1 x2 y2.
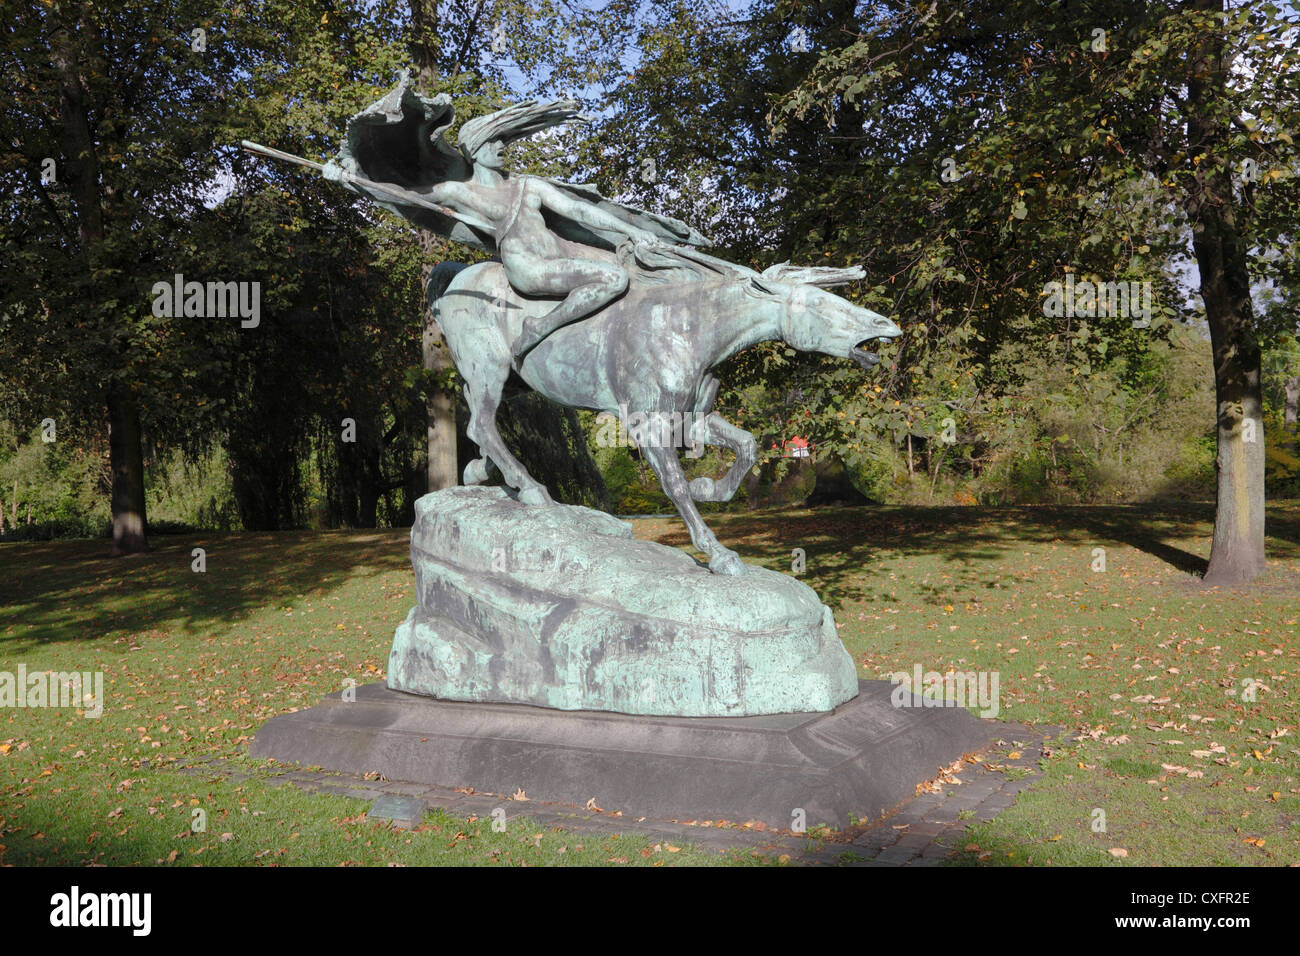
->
850 345 880 368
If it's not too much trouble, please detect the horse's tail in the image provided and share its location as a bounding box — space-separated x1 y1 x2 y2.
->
425 261 470 323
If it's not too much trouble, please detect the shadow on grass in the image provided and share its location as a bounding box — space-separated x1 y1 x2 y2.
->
0 528 410 651
6 502 1299 646
644 500 1300 610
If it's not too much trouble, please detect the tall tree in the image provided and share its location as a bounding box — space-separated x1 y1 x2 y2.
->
1 0 259 552
408 0 461 492
403 0 626 499
776 0 1300 584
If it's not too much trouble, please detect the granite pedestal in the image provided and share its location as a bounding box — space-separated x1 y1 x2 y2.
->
251 679 1008 829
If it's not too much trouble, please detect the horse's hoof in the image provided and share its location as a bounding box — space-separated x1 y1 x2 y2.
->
463 458 491 485
689 476 717 501
518 486 554 506
709 549 745 575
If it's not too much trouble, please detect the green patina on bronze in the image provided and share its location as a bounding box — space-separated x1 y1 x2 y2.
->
388 487 859 716
246 73 901 715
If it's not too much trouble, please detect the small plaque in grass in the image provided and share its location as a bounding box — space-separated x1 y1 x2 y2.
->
368 795 426 830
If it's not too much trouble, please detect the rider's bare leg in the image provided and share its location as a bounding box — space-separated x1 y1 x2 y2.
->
503 255 629 359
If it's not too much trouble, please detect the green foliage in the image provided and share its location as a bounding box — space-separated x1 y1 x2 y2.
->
0 423 108 540
583 412 671 514
1 0 630 538
1264 413 1300 495
145 447 241 533
6 0 1297 540
573 0 1300 531
497 393 610 511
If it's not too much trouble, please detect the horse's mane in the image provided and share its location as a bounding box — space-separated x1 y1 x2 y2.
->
624 244 758 288
448 246 863 300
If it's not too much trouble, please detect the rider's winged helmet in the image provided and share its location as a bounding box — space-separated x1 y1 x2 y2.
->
458 99 590 165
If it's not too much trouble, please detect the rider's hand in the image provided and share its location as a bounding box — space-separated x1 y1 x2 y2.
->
321 160 346 183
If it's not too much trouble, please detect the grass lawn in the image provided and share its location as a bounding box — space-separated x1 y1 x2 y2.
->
2 500 1297 866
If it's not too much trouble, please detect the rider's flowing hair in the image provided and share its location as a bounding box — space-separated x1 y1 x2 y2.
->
458 99 588 160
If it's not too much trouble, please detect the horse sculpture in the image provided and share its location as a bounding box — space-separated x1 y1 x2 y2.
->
242 80 902 577
240 80 913 729
431 247 902 575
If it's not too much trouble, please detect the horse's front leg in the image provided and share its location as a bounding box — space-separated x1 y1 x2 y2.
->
640 442 744 575
687 413 758 503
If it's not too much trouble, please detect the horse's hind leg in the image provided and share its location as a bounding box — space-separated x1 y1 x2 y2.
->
460 386 500 486
463 368 554 506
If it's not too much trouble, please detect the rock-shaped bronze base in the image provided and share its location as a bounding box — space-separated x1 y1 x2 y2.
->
387 487 859 716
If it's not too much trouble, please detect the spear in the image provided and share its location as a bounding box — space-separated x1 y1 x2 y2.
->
239 139 475 227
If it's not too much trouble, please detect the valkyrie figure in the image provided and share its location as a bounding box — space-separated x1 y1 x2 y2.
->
322 73 710 360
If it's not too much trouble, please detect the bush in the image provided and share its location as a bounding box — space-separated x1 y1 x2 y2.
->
0 422 110 537
146 446 241 531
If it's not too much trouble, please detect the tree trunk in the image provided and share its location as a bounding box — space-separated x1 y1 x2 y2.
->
55 14 149 553
410 0 459 494
743 466 759 510
1183 1 1265 585
1285 376 1298 434
107 388 149 554
358 442 382 528
1199 314 1265 586
358 485 379 528
423 306 459 491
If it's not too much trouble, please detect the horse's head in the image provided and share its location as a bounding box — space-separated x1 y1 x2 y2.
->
747 267 902 368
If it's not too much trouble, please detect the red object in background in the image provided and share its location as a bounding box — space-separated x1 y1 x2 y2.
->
784 435 811 458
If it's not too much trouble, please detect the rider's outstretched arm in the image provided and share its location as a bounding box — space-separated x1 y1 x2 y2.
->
534 180 661 246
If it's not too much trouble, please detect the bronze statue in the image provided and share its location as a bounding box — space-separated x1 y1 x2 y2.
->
243 72 900 574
